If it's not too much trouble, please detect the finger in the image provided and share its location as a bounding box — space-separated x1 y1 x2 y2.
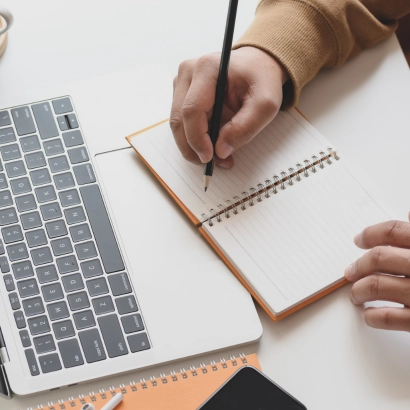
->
182 55 220 163
215 93 279 159
215 155 234 170
170 65 201 165
345 246 410 281
354 220 410 249
350 274 410 306
362 307 410 332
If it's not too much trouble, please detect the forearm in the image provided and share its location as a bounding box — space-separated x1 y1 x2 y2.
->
233 0 410 108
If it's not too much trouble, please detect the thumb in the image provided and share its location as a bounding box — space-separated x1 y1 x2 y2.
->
215 95 280 159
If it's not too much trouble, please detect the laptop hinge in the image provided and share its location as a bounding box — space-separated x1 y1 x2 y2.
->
0 327 12 399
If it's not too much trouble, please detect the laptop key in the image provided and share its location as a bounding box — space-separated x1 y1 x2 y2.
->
43 139 64 156
49 155 69 173
66 113 79 129
0 239 4 254
40 202 62 220
0 110 11 127
0 173 7 189
54 171 74 190
86 277 108 297
115 295 138 315
0 191 13 208
31 246 53 265
5 159 26 178
58 338 84 368
2 224 24 243
35 185 57 203
53 319 75 339
23 296 45 317
28 315 50 335
46 219 67 238
62 273 84 293
68 146 89 164
32 102 59 140
59 189 80 207
73 310 95 330
39 353 62 374
25 151 47 170
0 207 18 226
9 292 20 310
108 272 132 296
75 241 97 260
30 168 52 186
12 260 34 279
92 295 114 315
47 301 69 321
67 291 90 311
63 130 84 147
17 278 40 298
64 205 86 225
98 314 128 358
36 264 58 284
1 143 22 161
73 163 96 185
42 282 64 302
56 255 78 274
34 334 56 354
52 98 73 115
57 115 69 131
7 242 29 261
3 274 15 291
0 127 16 144
10 177 31 195
127 333 150 353
51 237 73 256
20 135 41 153
79 328 106 363
0 255 10 272
15 194 36 212
26 228 48 248
14 310 26 329
70 223 91 242
121 313 144 334
80 259 103 278
25 348 40 376
20 330 31 347
21 211 42 230
11 107 36 136
80 184 124 273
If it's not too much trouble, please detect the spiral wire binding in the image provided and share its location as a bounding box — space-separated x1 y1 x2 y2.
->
203 148 339 226
26 355 250 410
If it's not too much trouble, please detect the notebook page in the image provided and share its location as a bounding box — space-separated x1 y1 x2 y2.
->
202 160 390 315
131 109 333 222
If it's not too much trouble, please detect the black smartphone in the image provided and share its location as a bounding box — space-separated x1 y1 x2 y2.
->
198 366 307 410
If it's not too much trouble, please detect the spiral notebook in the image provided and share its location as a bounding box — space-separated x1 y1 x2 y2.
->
28 354 259 410
126 109 390 321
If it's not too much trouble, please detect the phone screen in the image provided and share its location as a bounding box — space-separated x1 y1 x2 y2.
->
198 366 307 410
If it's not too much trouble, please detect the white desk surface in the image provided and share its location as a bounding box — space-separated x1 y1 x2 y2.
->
2 1 410 409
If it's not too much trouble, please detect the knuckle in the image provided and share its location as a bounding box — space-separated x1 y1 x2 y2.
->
181 101 198 120
384 220 403 241
368 275 381 299
169 114 183 133
260 95 279 114
177 59 193 76
173 76 178 89
369 246 383 268
379 309 391 328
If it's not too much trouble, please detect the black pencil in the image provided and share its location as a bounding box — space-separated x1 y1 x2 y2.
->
204 0 238 192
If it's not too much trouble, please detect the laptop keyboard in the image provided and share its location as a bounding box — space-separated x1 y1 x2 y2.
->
0 98 150 376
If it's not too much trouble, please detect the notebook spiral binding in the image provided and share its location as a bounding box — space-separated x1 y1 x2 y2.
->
202 147 339 226
25 354 249 410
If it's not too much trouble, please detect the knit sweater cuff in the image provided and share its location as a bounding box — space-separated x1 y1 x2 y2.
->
233 0 338 109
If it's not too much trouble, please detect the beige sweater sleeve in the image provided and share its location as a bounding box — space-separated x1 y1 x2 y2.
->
233 0 410 108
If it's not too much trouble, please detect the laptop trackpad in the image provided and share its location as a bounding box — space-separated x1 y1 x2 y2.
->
93 148 259 352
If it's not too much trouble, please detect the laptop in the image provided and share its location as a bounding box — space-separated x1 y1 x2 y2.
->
0 67 262 397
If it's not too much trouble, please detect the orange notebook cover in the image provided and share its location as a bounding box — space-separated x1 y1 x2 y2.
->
125 116 347 322
31 354 260 410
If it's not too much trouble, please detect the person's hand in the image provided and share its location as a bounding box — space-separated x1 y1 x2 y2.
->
170 46 288 169
344 213 410 332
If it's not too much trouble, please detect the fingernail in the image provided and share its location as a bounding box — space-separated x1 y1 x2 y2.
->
217 162 230 170
354 233 362 247
217 142 233 159
344 263 354 280
197 151 208 163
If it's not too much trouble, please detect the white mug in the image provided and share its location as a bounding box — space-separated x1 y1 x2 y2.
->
0 6 13 36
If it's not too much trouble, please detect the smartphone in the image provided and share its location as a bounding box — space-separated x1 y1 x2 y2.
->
198 366 307 410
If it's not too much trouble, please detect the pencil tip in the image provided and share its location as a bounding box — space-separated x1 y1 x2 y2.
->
204 187 208 192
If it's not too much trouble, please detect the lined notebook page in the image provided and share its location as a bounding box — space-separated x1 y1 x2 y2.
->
131 109 332 222
203 161 390 315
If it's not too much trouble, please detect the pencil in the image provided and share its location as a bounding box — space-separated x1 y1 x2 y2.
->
204 0 239 192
